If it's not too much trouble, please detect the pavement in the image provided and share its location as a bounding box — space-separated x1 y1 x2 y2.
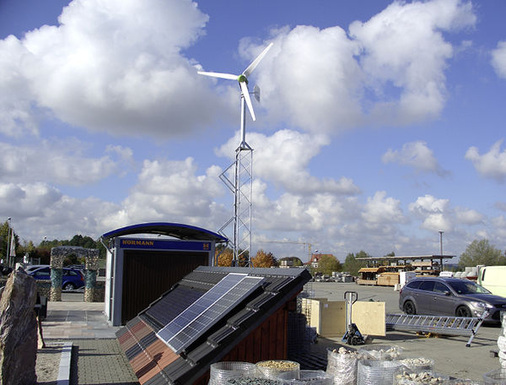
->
40 292 139 385
40 284 505 384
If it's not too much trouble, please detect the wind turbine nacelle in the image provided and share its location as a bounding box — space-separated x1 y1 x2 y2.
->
253 85 261 102
238 74 248 84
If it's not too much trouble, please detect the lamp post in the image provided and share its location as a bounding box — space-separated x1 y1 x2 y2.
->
5 217 11 267
439 230 444 270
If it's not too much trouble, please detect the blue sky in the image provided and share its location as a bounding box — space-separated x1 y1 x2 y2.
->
1 0 506 262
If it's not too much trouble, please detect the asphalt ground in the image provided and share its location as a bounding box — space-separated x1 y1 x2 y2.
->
43 283 504 384
307 281 504 383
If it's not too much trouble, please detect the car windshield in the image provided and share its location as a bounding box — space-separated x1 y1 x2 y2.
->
448 280 491 295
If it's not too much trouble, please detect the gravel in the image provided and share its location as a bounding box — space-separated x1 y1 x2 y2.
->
36 343 63 384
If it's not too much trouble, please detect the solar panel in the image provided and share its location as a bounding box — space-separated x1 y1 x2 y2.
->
156 273 264 354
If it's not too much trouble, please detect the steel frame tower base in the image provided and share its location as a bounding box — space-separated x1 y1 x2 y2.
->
219 145 253 267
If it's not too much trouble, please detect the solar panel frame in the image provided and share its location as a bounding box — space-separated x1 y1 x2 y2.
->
157 273 264 354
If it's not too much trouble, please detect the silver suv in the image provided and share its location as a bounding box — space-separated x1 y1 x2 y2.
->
399 276 506 322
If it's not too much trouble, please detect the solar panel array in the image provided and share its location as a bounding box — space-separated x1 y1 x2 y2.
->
156 273 264 354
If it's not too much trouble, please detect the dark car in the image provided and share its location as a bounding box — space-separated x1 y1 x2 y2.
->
28 265 84 291
399 276 506 322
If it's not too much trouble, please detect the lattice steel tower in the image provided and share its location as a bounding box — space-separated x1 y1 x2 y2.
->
198 43 273 266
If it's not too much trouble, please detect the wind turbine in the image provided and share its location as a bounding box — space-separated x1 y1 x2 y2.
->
198 42 273 149
198 42 273 267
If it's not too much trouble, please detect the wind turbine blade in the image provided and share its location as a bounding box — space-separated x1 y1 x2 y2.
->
243 42 273 77
198 71 238 81
240 81 256 121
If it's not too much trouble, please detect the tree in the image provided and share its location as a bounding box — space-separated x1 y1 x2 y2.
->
343 251 369 276
216 247 233 266
313 254 340 276
251 249 277 268
238 250 250 267
459 239 506 269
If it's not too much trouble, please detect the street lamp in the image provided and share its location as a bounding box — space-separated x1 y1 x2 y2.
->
5 217 11 267
439 230 444 271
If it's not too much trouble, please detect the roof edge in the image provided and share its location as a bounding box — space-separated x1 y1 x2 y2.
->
101 222 228 243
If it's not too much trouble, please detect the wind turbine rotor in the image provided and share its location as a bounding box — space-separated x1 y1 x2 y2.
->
198 42 273 122
239 81 256 121
243 42 274 78
197 71 238 81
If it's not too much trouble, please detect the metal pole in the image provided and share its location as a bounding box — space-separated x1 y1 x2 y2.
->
5 217 11 267
439 230 444 271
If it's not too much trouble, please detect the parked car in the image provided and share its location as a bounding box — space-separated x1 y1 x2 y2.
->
25 264 49 274
399 276 506 322
28 265 84 291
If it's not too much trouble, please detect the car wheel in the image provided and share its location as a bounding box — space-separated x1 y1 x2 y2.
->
403 300 416 315
63 282 75 291
456 306 472 318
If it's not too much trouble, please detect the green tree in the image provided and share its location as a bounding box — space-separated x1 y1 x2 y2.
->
0 221 18 263
343 251 369 276
313 254 340 276
459 239 506 269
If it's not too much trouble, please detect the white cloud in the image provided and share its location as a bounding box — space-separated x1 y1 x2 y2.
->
349 0 475 125
217 129 361 195
0 140 134 186
254 25 364 133
0 182 122 240
251 0 475 134
409 194 452 232
362 191 405 227
465 140 506 182
0 0 229 139
455 208 484 225
0 36 39 137
491 41 506 79
382 140 448 175
116 157 226 229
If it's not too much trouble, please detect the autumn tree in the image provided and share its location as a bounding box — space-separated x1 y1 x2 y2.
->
216 247 233 266
459 239 506 269
251 249 277 268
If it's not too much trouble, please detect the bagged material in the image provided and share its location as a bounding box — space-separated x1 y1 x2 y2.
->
398 358 434 372
227 378 282 385
209 362 258 385
326 347 359 385
358 345 403 361
394 368 448 384
257 360 300 380
357 359 403 385
277 370 333 384
483 368 506 385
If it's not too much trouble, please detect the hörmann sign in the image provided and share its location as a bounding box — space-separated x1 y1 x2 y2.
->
119 238 211 251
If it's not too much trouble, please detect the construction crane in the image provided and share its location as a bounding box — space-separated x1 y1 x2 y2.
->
257 240 313 264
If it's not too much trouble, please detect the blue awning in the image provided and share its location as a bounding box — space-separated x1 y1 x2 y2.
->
101 222 228 243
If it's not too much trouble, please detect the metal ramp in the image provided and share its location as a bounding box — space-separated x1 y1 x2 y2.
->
385 312 487 347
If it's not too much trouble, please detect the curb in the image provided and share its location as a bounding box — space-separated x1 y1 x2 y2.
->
56 341 73 385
